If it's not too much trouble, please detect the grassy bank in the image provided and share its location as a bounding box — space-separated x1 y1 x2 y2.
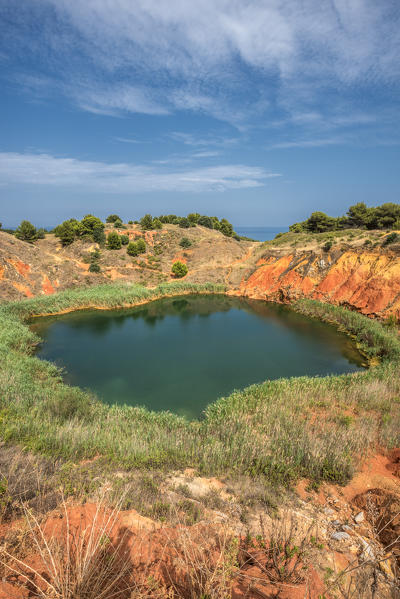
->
0 281 399 488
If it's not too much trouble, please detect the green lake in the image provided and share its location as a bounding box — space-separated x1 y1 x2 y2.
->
31 294 364 419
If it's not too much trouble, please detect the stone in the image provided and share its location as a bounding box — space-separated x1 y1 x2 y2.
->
331 531 351 542
354 511 365 524
359 537 375 560
323 507 334 516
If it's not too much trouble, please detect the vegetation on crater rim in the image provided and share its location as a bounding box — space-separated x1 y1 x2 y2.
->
289 201 400 233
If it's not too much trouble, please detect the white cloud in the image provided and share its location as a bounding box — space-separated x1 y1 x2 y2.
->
270 136 349 149
113 137 141 144
0 152 279 193
4 0 399 130
169 133 239 147
192 151 221 158
72 84 170 116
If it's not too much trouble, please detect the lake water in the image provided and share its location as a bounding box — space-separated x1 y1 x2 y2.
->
235 226 287 241
31 295 364 419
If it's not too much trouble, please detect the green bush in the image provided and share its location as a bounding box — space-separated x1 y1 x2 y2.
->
323 241 333 252
152 218 163 230
92 225 106 246
171 261 188 278
382 232 399 246
136 238 146 253
179 217 191 229
81 215 104 237
127 242 139 256
198 215 213 229
106 231 122 250
187 213 200 224
106 214 121 223
290 202 400 233
120 235 129 245
15 220 38 243
54 221 76 246
54 219 82 245
140 214 153 230
220 218 233 237
179 237 192 248
88 262 101 273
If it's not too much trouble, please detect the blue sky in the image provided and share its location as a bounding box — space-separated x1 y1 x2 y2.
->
0 0 399 228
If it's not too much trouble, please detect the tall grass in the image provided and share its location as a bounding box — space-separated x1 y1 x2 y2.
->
0 282 399 488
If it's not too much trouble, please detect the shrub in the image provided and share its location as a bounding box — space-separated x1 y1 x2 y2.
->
187 213 200 224
171 261 188 278
92 225 106 246
140 214 153 230
152 218 163 230
127 242 139 256
323 241 333 252
382 232 399 246
113 219 123 228
136 238 146 253
179 217 191 229
15 220 38 243
106 214 121 223
54 222 76 246
54 219 83 245
128 220 133 225
179 237 192 248
198 215 213 229
106 231 122 250
89 262 101 273
81 215 104 237
120 235 129 245
220 218 233 237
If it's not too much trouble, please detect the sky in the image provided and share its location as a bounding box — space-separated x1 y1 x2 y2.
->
0 0 399 228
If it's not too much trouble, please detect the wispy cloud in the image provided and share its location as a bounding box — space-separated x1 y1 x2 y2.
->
0 152 279 193
71 84 170 116
169 133 239 147
3 0 398 133
269 136 349 149
113 137 142 144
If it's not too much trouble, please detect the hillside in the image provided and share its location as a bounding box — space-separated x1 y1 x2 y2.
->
0 224 400 597
1 225 400 320
0 224 254 301
234 229 400 319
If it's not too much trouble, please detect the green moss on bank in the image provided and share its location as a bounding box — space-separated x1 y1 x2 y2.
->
0 282 399 489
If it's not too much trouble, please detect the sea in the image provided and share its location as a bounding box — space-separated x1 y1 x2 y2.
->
235 226 287 242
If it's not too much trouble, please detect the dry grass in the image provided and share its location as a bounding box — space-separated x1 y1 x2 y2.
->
1 496 133 599
239 513 314 586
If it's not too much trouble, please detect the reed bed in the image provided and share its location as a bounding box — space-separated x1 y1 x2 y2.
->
0 281 399 488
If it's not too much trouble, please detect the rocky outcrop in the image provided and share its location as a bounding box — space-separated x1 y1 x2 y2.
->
235 248 400 319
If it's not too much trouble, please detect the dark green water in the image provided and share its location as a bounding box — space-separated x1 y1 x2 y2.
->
31 295 364 419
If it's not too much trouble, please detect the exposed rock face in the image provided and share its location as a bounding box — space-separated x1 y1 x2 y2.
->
1 228 400 319
235 248 400 319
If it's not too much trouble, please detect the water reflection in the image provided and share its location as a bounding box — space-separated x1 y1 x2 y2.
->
31 295 365 419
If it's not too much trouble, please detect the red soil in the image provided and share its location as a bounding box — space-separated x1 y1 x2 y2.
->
1 503 327 599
